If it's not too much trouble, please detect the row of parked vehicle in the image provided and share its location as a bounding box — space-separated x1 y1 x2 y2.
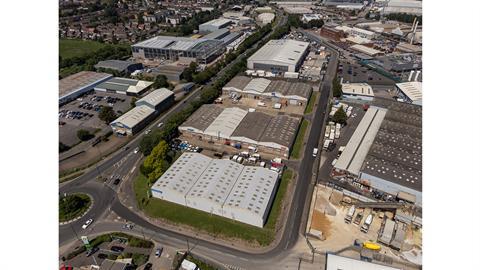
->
78 102 103 111
59 109 94 120
170 139 202 153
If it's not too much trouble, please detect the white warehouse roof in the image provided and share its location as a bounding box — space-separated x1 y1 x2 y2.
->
248 39 309 67
396 81 422 102
350 45 383 56
342 83 374 97
334 107 387 176
151 153 279 227
326 254 401 270
110 105 155 129
136 88 174 108
200 18 233 27
203 107 248 138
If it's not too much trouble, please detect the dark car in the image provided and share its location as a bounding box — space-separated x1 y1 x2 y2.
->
143 263 153 270
97 253 108 259
110 246 125 253
86 247 99 257
113 178 121 185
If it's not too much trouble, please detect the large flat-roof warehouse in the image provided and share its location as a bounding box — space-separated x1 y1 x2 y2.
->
59 71 113 105
131 35 225 64
247 39 309 72
151 152 279 227
179 104 301 157
110 105 156 136
94 77 153 96
223 76 312 104
333 101 422 205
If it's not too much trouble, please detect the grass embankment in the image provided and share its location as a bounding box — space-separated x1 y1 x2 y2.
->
290 119 310 159
59 39 110 59
304 92 318 114
134 169 294 246
59 193 91 222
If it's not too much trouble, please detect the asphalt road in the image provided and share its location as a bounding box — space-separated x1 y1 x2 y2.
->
59 12 339 269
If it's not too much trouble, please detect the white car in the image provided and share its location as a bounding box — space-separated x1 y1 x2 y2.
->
134 147 139 154
157 122 164 128
82 218 93 229
145 129 151 135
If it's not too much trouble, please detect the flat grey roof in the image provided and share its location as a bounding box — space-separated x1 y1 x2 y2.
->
248 39 309 66
94 60 139 72
260 114 301 148
231 112 272 141
361 104 422 192
132 35 224 53
326 254 401 270
59 71 112 98
95 77 153 94
180 104 224 132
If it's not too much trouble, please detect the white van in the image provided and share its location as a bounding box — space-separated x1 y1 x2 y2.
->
313 148 319 157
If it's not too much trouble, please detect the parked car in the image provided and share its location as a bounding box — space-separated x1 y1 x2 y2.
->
134 147 140 154
155 246 164 257
113 178 121 185
157 122 164 128
82 219 93 229
110 246 125 253
86 247 99 257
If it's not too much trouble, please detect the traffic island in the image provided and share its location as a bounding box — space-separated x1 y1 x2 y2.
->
59 193 93 224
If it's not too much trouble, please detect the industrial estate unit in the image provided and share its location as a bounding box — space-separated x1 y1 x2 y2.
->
151 152 279 227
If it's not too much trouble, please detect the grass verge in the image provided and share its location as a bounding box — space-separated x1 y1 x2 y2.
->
290 119 310 159
59 193 91 222
304 92 318 114
133 169 294 246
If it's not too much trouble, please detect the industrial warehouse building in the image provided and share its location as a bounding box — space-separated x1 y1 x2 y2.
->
94 77 153 96
94 60 143 75
371 53 422 72
247 39 309 73
199 18 234 33
223 76 312 105
333 101 422 205
383 0 422 15
350 44 384 57
131 36 225 64
395 81 422 106
110 105 156 136
110 88 175 135
335 25 377 39
179 105 301 157
325 254 401 270
151 152 279 227
59 71 113 105
341 83 374 101
135 88 175 112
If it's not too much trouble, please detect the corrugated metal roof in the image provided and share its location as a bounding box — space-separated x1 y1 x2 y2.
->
204 107 248 138
136 88 174 107
396 81 422 101
110 105 155 129
59 71 112 98
342 83 374 97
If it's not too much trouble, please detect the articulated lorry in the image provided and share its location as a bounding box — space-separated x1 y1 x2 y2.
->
344 205 356 223
361 214 373 233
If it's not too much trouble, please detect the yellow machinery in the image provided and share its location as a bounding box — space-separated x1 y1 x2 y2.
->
363 241 381 251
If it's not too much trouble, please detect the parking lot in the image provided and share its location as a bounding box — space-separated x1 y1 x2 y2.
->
337 60 396 86
59 90 133 147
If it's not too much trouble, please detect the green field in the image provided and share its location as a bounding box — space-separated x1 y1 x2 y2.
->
59 39 111 59
304 92 318 114
291 119 310 159
134 169 294 246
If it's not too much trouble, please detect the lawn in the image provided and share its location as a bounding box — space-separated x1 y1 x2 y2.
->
133 169 294 246
304 92 318 114
59 193 91 222
290 119 310 159
59 39 110 59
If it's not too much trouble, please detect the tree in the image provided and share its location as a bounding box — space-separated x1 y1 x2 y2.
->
181 62 198 82
141 141 169 182
59 142 70 153
332 77 343 98
333 106 348 125
77 129 94 141
151 75 169 89
59 195 89 217
98 106 117 124
130 97 138 108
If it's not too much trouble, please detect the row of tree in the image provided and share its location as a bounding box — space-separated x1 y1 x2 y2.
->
165 10 222 36
332 77 343 98
386 13 422 25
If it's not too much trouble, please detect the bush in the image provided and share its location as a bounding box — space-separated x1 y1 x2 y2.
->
59 193 91 222
132 253 149 266
108 254 118 260
98 106 117 124
60 142 70 153
77 129 94 141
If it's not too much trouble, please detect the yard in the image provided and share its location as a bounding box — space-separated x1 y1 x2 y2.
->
133 169 294 246
291 119 310 159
